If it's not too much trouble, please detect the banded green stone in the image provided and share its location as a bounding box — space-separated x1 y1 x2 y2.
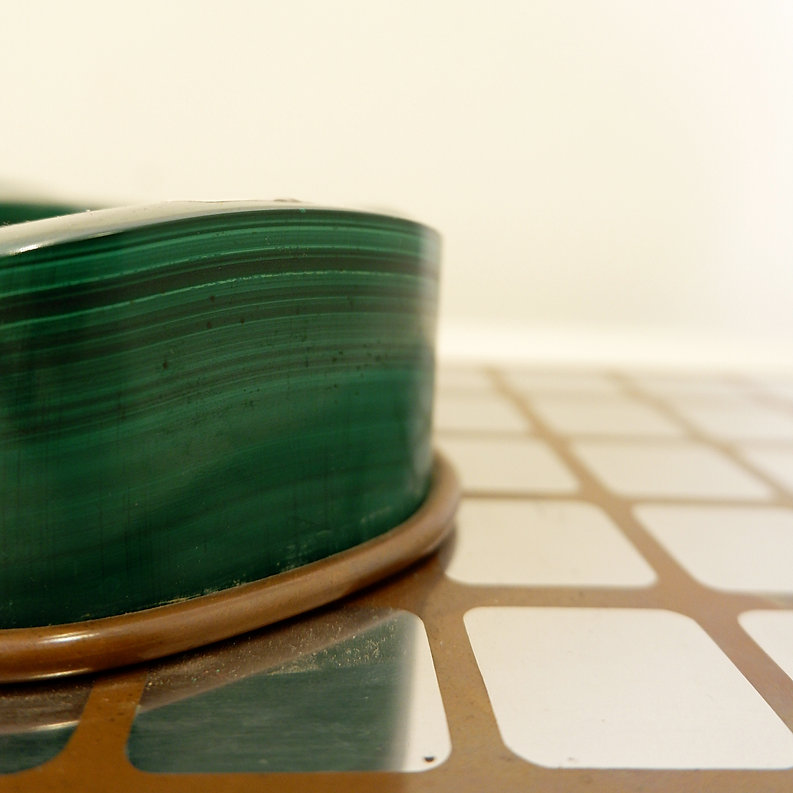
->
0 203 440 628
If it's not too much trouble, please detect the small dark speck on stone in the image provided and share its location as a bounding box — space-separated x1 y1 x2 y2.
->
162 360 168 369
209 295 216 303
240 317 245 324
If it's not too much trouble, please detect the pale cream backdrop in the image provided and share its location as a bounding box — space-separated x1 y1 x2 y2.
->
2 1 792 366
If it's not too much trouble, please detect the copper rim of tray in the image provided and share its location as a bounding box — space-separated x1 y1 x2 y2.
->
0 451 459 683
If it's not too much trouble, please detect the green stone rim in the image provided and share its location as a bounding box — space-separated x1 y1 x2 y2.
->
0 452 459 683
1 201 443 630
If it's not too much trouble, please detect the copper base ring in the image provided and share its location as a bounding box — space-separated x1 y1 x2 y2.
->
0 451 460 683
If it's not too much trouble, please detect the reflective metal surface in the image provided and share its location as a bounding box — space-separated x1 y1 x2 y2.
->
127 608 450 773
0 678 90 773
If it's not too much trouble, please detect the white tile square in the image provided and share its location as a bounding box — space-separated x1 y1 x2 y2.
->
670 401 793 441
435 367 494 392
758 383 793 404
440 437 578 494
503 371 621 396
635 505 793 593
572 440 772 500
739 445 793 495
629 374 743 400
464 607 793 769
740 611 793 684
530 396 683 437
445 500 656 587
434 391 530 433
752 374 793 400
754 373 793 386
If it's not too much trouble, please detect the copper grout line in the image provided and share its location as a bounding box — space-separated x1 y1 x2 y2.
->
722 370 793 415
434 370 793 792
669 372 793 490
0 566 510 793
485 369 737 600
374 546 526 785
57 669 146 753
614 372 793 511
444 362 793 506
483 365 711 605
418 587 527 788
124 365 793 791
386 534 661 790
615 369 793 514
6 364 793 793
273 363 793 793
0 670 149 793
354 470 599 791
611 371 793 730
291 545 536 790
434 573 793 613
488 366 793 736
460 489 792 508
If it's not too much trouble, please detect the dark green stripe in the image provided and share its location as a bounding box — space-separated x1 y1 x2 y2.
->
0 205 438 627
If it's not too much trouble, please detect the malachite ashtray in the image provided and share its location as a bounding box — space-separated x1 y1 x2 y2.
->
0 200 459 681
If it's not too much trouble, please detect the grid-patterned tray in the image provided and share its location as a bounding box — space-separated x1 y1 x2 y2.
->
4 365 793 791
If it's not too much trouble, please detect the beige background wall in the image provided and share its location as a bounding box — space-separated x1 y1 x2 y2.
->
3 1 792 364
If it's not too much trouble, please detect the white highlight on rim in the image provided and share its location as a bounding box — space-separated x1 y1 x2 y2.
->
0 200 418 258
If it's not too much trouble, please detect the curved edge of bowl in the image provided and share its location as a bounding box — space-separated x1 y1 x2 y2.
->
0 199 434 258
0 451 460 683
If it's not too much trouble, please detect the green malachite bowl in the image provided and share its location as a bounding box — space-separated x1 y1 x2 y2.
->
0 201 458 681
